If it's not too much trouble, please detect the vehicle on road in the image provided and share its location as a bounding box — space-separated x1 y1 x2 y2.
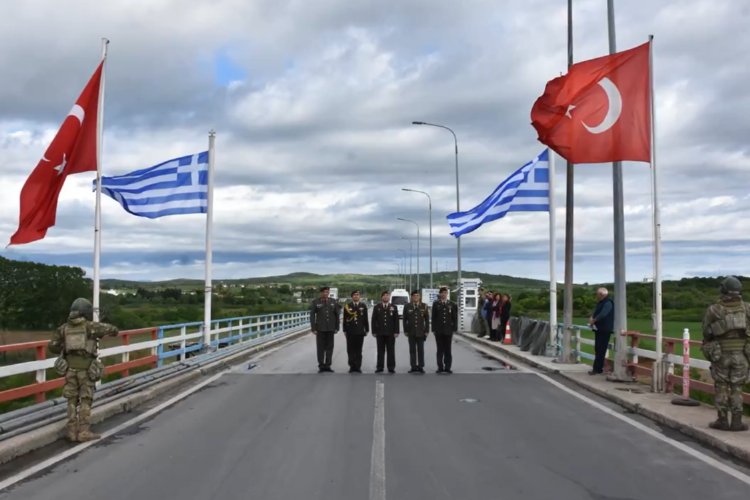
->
389 288 409 318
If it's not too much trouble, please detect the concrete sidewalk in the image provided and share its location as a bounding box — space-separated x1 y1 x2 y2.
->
458 332 750 464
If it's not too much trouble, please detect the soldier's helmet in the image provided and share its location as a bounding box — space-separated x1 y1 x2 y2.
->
720 276 742 296
70 297 94 321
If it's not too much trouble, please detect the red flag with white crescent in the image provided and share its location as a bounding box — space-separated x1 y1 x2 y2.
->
530 42 650 164
9 62 103 245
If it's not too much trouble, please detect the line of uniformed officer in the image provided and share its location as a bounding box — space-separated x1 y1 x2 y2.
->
311 286 459 374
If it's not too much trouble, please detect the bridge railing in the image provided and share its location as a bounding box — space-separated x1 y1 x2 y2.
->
0 310 310 408
556 323 749 403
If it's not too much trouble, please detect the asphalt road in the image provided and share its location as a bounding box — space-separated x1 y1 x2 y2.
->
2 333 750 499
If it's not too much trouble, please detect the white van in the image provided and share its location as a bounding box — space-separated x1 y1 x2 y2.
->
389 288 410 318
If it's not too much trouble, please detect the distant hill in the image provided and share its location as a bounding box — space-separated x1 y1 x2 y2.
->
101 271 548 293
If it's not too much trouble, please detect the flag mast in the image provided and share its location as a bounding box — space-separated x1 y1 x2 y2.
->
548 150 558 349
561 0 575 363
93 37 109 322
203 130 216 350
648 35 663 391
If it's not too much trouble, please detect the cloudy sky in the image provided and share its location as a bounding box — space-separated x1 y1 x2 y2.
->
1 0 748 284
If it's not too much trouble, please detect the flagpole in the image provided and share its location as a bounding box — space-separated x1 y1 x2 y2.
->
561 0 575 363
607 0 630 383
548 149 558 350
203 131 216 350
93 37 109 322
648 35 663 392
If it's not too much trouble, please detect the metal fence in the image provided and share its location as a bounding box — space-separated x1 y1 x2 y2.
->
554 322 749 403
0 311 310 407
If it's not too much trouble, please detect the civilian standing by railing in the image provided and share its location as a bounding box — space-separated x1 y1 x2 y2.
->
499 294 512 341
588 288 614 376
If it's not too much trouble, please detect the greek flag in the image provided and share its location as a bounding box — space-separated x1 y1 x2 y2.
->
447 149 550 237
100 152 209 219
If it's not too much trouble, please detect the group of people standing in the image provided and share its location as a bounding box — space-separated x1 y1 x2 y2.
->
476 288 512 341
309 286 458 374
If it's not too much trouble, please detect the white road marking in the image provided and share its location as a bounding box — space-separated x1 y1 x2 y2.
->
0 371 226 492
369 379 386 500
535 372 750 487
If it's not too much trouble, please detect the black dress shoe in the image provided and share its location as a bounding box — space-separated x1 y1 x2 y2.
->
436 369 444 374
388 369 395 374
587 370 601 375
353 368 362 373
444 369 453 374
418 368 425 373
348 368 356 373
327 368 335 373
318 368 326 373
408 368 418 373
375 368 384 373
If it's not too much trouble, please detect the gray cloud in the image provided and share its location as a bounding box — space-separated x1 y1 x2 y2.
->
1 0 749 285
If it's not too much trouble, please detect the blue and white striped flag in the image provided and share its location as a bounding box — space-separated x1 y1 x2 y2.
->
100 152 209 219
447 149 550 237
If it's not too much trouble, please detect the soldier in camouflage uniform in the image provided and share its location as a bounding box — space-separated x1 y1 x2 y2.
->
48 298 119 442
701 277 750 431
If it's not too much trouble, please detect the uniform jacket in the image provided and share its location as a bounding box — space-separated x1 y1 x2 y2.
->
702 297 750 351
403 302 430 338
371 302 400 336
310 298 340 333
432 300 458 335
343 300 369 336
48 316 119 370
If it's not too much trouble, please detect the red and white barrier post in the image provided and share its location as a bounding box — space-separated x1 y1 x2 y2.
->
671 328 699 406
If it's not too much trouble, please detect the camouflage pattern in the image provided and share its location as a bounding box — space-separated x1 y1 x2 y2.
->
48 303 119 442
702 292 750 427
711 351 749 413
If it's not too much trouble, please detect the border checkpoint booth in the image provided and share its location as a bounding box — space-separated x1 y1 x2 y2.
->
457 277 482 333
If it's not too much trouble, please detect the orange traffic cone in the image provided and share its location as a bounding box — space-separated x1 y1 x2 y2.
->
503 324 512 344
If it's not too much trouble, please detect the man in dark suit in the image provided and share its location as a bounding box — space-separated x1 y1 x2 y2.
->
587 287 614 375
310 286 341 373
403 290 429 373
343 290 369 373
371 291 400 373
432 286 458 374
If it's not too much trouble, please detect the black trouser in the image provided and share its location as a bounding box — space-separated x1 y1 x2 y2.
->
346 334 365 370
593 330 612 373
316 331 335 369
435 334 453 370
408 336 425 368
376 335 396 370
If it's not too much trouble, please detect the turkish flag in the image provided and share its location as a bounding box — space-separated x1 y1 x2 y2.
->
530 42 650 164
9 62 103 245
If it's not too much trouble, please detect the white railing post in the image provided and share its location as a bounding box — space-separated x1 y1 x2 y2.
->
180 326 187 362
682 328 691 398
575 327 581 363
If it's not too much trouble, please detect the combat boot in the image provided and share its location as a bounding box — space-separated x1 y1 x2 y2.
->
76 401 101 442
65 402 78 442
730 412 749 432
709 411 730 431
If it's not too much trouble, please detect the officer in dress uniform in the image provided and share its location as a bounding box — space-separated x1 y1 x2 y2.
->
403 290 429 373
343 290 369 373
431 287 458 374
310 286 341 373
371 291 400 373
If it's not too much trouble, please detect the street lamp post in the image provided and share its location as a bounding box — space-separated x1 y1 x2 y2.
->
396 249 408 288
397 217 420 291
402 188 432 289
400 237 413 291
412 120 461 301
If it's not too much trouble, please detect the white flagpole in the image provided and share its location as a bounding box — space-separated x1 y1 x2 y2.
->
203 131 216 350
548 149 558 349
648 35 664 391
93 37 109 322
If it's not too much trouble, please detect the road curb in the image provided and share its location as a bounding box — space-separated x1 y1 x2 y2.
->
457 332 750 465
0 329 311 465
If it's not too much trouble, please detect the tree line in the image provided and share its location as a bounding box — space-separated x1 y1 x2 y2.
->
0 256 743 331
